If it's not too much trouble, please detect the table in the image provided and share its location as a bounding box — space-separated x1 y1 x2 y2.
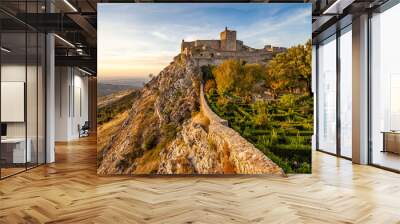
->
381 131 400 154
1 138 32 164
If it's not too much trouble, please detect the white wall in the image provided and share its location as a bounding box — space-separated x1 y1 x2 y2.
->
1 65 31 138
54 67 89 141
72 73 89 138
55 67 70 141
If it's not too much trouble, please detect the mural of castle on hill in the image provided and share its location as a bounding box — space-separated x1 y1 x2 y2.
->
97 3 313 175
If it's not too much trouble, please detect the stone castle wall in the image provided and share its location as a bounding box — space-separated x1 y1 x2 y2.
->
194 40 220 50
193 51 273 67
199 83 285 175
180 29 286 66
200 84 228 126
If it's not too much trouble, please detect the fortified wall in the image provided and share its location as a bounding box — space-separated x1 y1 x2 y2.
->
199 83 285 175
181 27 286 67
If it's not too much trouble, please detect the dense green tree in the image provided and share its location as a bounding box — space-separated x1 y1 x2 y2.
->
201 65 214 81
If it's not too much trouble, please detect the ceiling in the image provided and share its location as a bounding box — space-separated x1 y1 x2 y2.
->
310 0 391 42
1 0 395 74
0 0 98 74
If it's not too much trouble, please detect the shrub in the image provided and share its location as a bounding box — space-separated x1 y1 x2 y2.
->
252 101 269 127
204 79 217 95
269 144 311 162
142 132 157 150
116 158 130 171
289 131 305 146
257 135 271 148
270 129 279 145
126 148 144 161
161 122 179 142
279 94 297 109
297 162 311 173
208 138 218 152
242 127 252 138
216 96 230 108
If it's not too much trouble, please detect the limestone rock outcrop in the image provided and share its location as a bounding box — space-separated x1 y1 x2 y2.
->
97 56 200 175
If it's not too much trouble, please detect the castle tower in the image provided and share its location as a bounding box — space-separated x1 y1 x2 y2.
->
181 39 192 55
181 39 185 52
220 27 237 51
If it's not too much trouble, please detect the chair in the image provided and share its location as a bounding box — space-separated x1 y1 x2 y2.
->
79 121 90 138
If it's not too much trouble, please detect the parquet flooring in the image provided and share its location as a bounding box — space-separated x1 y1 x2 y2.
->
0 136 399 223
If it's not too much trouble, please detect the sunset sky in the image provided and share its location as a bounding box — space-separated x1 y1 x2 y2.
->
98 3 311 81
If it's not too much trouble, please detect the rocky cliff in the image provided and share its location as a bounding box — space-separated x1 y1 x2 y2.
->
98 55 200 174
97 55 284 175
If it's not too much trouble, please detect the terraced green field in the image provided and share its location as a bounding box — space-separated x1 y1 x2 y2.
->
206 90 313 173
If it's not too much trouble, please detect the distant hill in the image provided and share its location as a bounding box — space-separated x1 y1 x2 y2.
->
98 77 150 97
97 83 138 97
97 89 136 109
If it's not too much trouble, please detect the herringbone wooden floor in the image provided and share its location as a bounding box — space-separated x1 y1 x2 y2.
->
0 136 399 224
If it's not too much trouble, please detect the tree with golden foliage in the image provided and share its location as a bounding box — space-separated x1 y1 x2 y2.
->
243 63 264 94
204 79 216 95
266 39 312 96
212 59 265 97
212 59 242 95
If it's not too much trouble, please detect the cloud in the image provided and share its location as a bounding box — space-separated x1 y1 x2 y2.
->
151 31 170 41
98 4 311 79
239 7 311 47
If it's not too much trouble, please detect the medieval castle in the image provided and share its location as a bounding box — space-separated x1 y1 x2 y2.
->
180 27 287 66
